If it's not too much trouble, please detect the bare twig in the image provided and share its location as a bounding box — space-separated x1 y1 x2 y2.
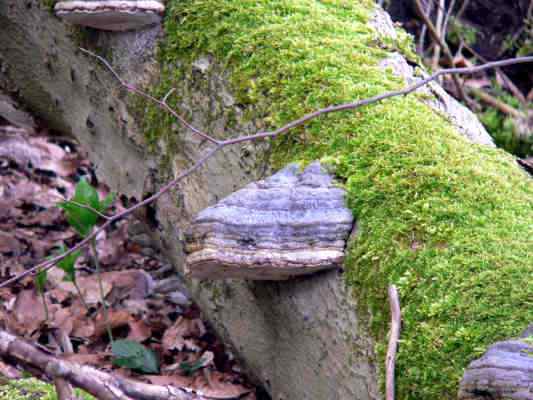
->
61 199 111 220
432 0 445 71
53 331 76 400
414 0 468 102
441 0 457 42
417 0 433 55
462 41 528 107
91 237 113 343
386 285 401 400
0 54 532 290
456 0 471 20
79 49 219 145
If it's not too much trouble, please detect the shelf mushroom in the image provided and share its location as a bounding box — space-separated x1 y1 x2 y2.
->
54 1 165 31
185 162 355 280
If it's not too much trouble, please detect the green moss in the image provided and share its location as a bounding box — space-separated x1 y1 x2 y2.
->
40 0 57 12
0 379 94 400
140 0 533 397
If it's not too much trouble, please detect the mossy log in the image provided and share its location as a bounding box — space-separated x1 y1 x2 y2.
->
1 1 532 399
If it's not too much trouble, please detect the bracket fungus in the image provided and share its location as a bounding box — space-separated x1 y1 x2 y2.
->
54 1 165 31
185 162 355 280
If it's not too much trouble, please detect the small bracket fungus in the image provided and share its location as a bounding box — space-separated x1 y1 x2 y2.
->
458 325 533 400
185 162 355 280
54 1 165 31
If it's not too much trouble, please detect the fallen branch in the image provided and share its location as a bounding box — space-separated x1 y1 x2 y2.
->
0 53 532 291
467 87 523 119
385 285 401 400
53 330 75 400
0 329 208 400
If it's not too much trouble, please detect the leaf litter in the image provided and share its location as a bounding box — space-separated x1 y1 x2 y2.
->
0 123 256 399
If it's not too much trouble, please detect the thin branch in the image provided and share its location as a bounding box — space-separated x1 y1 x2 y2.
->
417 0 433 55
441 0 457 42
462 41 528 107
65 200 111 220
0 55 532 290
467 87 523 119
91 238 113 343
432 0 445 71
79 48 220 145
456 0 471 20
386 285 401 400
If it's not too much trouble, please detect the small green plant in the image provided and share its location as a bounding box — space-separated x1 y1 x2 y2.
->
111 340 159 374
447 18 478 48
58 178 114 340
56 244 89 310
35 269 49 321
57 178 159 373
57 178 113 238
179 357 208 376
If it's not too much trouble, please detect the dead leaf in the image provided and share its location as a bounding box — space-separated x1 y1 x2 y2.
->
193 371 253 399
148 371 252 399
162 317 204 353
126 318 152 342
58 275 112 306
92 309 130 339
10 290 49 335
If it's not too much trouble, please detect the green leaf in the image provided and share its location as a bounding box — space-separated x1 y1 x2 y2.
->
99 192 115 212
57 178 100 236
35 269 47 294
179 358 206 376
111 340 159 374
56 245 81 283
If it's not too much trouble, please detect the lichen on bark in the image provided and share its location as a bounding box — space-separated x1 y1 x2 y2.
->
133 0 532 398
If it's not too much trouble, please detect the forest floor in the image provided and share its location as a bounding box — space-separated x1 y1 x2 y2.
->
0 122 258 399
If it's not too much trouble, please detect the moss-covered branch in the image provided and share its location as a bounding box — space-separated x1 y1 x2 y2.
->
139 1 533 398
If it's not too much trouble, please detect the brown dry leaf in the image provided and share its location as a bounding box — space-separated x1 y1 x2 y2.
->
51 307 74 336
71 316 95 338
92 309 130 339
58 275 112 306
96 224 128 266
162 317 204 352
104 270 154 300
126 318 152 342
9 290 49 335
193 371 253 399
150 371 252 399
58 270 153 306
0 232 23 254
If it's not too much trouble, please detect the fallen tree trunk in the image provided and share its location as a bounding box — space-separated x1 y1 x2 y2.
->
1 1 531 399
